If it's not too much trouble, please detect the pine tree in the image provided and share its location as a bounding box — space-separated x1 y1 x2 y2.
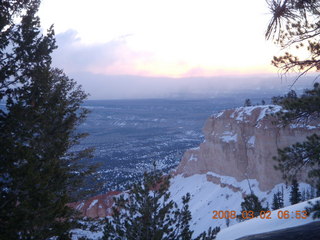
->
266 0 320 75
271 193 279 210
244 99 252 107
271 191 284 210
289 179 302 205
306 189 311 200
194 226 220 240
266 0 320 219
306 201 320 220
238 193 268 221
302 189 306 201
0 1 96 239
102 166 194 240
280 187 284 208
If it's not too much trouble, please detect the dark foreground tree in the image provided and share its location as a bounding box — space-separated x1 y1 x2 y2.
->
306 201 320 219
271 84 320 217
103 169 192 240
266 0 320 80
272 84 320 187
103 166 220 240
0 1 96 239
266 0 320 219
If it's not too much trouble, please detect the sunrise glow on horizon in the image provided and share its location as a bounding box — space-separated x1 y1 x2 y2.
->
38 0 281 78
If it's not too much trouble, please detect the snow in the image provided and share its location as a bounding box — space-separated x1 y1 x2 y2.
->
191 146 200 150
214 111 224 118
235 107 256 121
228 105 282 123
69 173 316 239
247 136 255 147
169 173 313 238
188 154 197 161
169 174 241 236
216 197 320 240
71 228 103 240
256 105 281 121
88 199 98 210
220 131 237 143
76 203 84 211
290 123 319 130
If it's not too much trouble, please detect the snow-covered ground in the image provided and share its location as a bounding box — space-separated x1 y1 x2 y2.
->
169 173 312 237
71 173 318 239
71 228 103 240
216 197 320 240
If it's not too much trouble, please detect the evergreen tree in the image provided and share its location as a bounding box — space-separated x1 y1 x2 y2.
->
102 167 194 240
306 201 320 219
271 193 279 210
310 187 315 199
238 193 268 221
301 189 306 202
271 84 320 189
244 99 252 107
266 0 320 219
306 189 311 200
271 190 284 210
194 227 220 240
266 0 320 76
289 179 302 205
0 1 96 239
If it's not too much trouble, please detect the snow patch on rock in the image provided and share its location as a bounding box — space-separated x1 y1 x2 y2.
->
247 136 255 147
220 131 237 143
88 200 98 210
188 154 197 162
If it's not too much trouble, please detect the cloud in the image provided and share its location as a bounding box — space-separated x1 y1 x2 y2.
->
50 31 315 100
52 29 150 74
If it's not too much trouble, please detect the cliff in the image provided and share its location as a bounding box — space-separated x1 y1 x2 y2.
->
175 105 320 191
70 105 320 238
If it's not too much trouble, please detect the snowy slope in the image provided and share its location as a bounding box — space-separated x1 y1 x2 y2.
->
168 173 313 237
216 197 320 240
70 173 317 239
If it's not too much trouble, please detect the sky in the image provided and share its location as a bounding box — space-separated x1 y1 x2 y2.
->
37 0 297 99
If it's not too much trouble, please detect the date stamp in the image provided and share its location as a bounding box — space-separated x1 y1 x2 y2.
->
212 210 308 220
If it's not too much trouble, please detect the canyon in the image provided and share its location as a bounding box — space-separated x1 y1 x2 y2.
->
71 105 320 237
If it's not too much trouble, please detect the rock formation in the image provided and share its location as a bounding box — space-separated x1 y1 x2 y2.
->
70 105 320 220
175 105 320 191
68 191 121 218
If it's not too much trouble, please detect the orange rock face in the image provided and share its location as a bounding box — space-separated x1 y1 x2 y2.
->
69 191 121 218
175 105 320 191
